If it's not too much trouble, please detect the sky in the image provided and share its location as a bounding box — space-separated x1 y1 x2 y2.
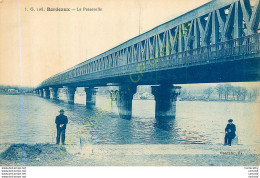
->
0 0 212 87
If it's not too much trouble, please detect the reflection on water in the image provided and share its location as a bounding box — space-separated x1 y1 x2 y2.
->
0 95 259 146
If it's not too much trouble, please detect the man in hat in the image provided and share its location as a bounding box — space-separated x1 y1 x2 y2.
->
55 109 68 145
224 119 236 146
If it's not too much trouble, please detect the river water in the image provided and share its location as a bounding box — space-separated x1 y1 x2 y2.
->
0 94 259 146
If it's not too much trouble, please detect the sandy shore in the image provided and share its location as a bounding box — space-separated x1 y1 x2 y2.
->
0 143 259 166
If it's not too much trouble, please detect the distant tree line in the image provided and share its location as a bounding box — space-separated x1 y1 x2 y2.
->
214 84 258 101
180 84 259 102
0 85 34 94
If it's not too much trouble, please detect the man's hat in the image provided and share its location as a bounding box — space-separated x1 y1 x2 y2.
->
228 119 233 122
60 109 64 113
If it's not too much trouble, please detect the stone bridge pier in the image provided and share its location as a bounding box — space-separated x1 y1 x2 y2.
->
49 87 58 100
43 88 50 99
110 85 137 120
151 84 181 119
65 87 77 104
39 89 43 97
85 87 98 109
35 90 39 95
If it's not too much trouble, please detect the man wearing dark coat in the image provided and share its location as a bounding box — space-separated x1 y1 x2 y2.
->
224 119 236 146
55 109 68 145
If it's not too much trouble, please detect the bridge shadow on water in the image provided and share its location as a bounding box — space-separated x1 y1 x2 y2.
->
154 116 176 132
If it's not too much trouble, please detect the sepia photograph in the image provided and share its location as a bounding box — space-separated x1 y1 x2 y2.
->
0 0 259 177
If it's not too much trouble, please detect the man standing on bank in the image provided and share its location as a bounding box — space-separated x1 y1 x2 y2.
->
55 109 68 145
224 119 236 146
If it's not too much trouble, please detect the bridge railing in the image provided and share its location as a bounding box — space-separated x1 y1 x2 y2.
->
123 33 260 72
38 33 260 88
169 33 260 66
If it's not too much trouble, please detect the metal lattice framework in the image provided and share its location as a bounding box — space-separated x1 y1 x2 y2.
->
38 0 260 88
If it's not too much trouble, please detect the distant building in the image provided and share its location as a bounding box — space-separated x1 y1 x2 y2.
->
134 87 154 100
8 89 19 94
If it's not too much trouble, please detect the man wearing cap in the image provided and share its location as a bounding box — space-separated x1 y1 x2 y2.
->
55 109 68 145
224 119 236 146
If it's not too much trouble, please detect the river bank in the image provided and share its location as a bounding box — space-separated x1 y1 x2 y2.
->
179 98 260 103
0 143 259 166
